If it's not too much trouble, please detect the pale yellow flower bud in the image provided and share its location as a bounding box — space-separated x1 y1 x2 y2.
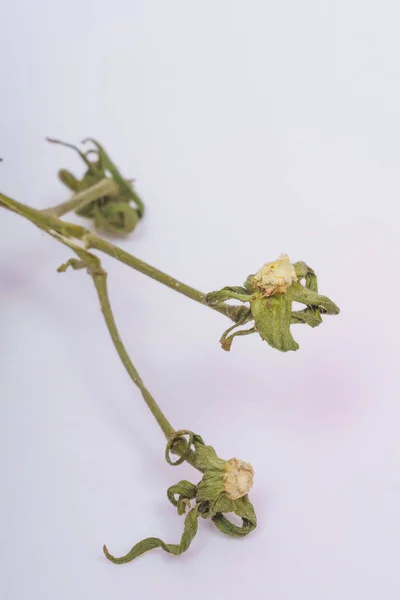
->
253 254 297 297
223 458 254 500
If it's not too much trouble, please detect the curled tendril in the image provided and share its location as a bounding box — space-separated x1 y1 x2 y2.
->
205 261 339 353
47 137 144 234
103 430 257 564
165 429 205 466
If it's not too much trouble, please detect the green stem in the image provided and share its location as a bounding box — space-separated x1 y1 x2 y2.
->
84 233 239 320
0 190 174 437
43 178 119 217
0 192 87 238
0 192 240 321
0 192 205 470
89 267 201 469
92 269 174 438
56 246 202 470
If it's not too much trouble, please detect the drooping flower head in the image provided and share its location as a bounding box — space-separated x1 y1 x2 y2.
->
103 431 257 564
47 137 144 234
206 255 339 353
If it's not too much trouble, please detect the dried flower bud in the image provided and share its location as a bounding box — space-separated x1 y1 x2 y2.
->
48 137 144 234
103 431 257 564
224 458 254 500
253 254 297 297
206 258 339 353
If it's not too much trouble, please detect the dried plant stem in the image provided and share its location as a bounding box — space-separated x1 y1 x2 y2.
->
88 265 201 469
92 268 174 438
85 233 239 319
0 191 208 469
43 178 118 217
0 192 240 321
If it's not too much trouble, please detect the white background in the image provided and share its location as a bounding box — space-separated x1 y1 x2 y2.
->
1 1 399 598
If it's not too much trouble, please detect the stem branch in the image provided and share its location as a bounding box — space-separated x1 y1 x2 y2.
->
92 269 174 439
0 192 204 469
88 266 201 470
43 178 119 217
0 192 240 321
85 233 238 320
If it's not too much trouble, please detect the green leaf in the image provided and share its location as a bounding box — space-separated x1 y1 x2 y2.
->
57 258 86 273
219 308 253 351
167 480 197 514
251 294 299 352
293 262 319 292
194 444 226 472
82 139 144 218
212 496 257 537
220 325 256 351
287 282 339 315
47 138 99 173
211 493 235 514
103 505 200 564
196 470 225 503
206 287 251 307
57 169 82 193
291 308 323 327
93 202 139 235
